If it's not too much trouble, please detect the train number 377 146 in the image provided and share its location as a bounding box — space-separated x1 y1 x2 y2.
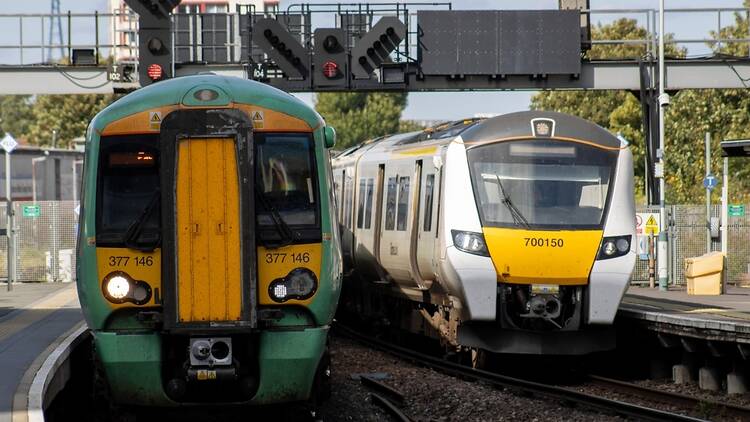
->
524 237 564 248
265 252 311 264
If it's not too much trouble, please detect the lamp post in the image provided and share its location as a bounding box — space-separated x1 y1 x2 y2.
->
1 134 18 291
657 0 670 291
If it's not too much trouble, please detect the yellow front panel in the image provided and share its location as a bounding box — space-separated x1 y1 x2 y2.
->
177 138 242 322
482 227 602 285
257 243 322 306
96 248 162 308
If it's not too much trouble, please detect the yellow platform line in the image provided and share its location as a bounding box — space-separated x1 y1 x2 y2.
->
0 285 79 343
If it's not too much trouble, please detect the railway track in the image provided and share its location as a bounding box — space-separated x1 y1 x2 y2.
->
582 375 750 421
335 323 711 422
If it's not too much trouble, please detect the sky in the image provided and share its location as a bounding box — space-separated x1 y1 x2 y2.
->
0 0 747 120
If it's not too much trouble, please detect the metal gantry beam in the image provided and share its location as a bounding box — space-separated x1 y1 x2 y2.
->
0 66 113 95
3 59 750 95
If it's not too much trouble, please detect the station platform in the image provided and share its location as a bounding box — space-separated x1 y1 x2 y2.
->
618 285 750 345
0 283 82 422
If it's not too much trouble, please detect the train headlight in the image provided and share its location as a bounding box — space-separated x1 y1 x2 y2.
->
616 238 630 253
105 275 130 299
101 271 152 305
603 241 617 256
269 268 318 303
451 230 490 257
597 235 632 260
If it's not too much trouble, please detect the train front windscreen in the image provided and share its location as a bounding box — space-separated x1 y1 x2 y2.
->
255 133 320 245
467 139 618 230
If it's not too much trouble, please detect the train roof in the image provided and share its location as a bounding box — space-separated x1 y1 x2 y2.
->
338 111 621 161
461 111 622 149
335 118 484 159
91 74 322 133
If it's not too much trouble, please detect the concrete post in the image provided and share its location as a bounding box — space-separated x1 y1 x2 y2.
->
699 366 721 391
727 372 748 395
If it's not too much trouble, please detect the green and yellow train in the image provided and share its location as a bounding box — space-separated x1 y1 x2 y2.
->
76 74 341 407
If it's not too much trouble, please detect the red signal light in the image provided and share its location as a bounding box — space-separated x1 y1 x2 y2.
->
322 61 339 78
147 64 163 81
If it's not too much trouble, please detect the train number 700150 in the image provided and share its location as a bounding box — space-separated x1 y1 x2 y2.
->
524 238 564 247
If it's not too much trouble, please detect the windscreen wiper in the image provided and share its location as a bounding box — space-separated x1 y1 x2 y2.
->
495 175 530 228
123 189 161 252
255 183 295 248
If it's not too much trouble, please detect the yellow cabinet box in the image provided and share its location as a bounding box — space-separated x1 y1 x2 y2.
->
684 252 724 295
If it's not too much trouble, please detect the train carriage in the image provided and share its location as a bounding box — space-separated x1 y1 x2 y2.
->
334 111 635 355
76 74 341 408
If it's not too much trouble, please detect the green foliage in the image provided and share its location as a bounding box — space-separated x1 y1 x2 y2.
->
532 17 750 204
0 96 33 139
26 94 117 147
709 0 749 57
315 92 408 148
663 89 750 203
399 120 427 133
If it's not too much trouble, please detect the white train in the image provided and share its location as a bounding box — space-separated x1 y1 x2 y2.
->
332 111 635 355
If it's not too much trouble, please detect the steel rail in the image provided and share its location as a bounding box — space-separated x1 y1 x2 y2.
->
369 393 412 422
360 375 406 406
586 374 750 421
334 324 707 422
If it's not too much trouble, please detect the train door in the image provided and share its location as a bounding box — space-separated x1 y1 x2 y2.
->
333 171 342 222
379 161 414 283
373 164 385 268
341 167 355 270
175 137 242 322
408 160 430 289
159 109 256 329
417 162 438 281
338 170 345 224
352 166 378 279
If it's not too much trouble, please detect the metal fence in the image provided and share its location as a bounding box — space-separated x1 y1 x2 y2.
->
0 200 748 286
632 205 750 286
0 201 78 283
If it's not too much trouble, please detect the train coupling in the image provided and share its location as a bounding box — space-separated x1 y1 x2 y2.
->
189 337 233 366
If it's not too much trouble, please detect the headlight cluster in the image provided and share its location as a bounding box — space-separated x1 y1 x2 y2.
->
102 271 152 305
268 268 318 303
451 230 490 257
597 235 632 260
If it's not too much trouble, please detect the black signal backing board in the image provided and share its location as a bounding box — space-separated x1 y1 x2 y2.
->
417 10 581 76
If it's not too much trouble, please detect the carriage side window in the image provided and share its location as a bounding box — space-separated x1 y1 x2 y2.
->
423 174 435 231
364 178 374 229
356 178 366 229
385 176 397 230
96 135 160 248
396 176 410 231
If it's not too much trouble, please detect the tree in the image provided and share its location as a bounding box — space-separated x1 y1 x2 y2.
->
0 96 33 139
315 92 409 148
531 18 702 204
26 94 117 147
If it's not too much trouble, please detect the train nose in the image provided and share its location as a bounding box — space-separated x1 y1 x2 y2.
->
482 227 603 285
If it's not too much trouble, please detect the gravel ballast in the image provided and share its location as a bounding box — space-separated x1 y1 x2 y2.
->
321 335 623 421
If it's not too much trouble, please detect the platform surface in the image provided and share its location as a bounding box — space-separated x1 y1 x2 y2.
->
619 285 750 343
0 283 81 422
